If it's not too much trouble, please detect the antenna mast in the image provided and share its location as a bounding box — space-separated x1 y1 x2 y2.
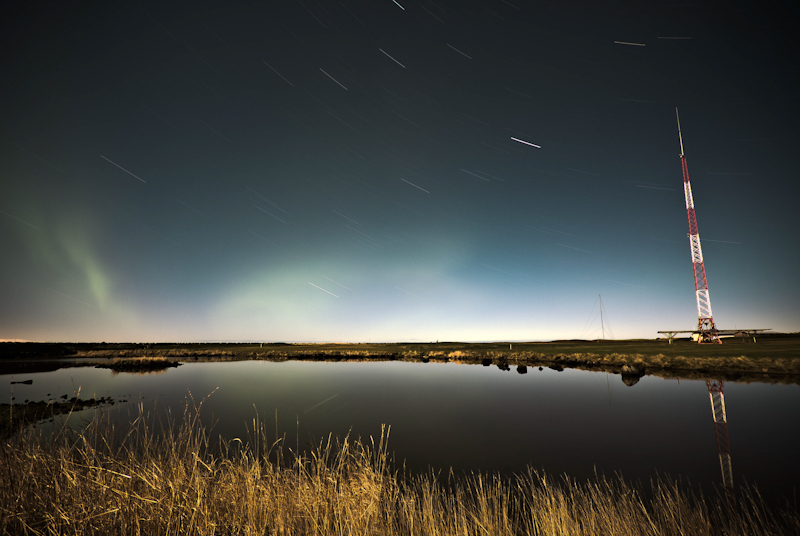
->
599 294 605 340
676 109 720 343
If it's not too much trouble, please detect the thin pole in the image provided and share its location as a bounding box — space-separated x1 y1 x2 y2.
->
599 294 605 340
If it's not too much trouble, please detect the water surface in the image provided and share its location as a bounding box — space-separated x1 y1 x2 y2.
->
3 361 799 504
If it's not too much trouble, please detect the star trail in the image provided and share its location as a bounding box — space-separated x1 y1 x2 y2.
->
1 0 798 342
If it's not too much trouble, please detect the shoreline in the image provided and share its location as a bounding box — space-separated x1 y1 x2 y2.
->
1 336 800 384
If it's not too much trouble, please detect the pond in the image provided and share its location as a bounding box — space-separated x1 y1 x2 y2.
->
3 360 799 505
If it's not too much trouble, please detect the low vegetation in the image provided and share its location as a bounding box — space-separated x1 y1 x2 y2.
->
1 402 797 535
0 397 114 440
93 356 181 373
3 336 800 383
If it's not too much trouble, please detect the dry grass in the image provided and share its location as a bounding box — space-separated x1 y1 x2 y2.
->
1 401 797 536
91 356 182 374
75 349 236 358
11 339 799 383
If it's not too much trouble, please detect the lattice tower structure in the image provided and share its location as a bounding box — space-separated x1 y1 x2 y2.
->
676 109 720 343
707 380 734 498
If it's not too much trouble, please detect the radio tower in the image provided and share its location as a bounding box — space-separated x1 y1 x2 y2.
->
674 112 736 499
676 109 720 344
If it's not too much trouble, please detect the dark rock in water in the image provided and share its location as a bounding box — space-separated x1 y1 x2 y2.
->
538 367 543 371
621 374 641 387
482 359 492 367
549 365 564 372
421 357 430 363
497 362 510 372
516 366 527 374
620 364 645 387
620 364 643 375
10 379 33 385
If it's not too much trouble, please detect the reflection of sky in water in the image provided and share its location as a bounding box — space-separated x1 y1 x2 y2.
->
3 361 799 503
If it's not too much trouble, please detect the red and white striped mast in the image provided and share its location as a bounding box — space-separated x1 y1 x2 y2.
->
676 109 720 343
675 112 734 499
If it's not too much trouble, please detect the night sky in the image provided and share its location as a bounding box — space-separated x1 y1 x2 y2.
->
2 0 798 343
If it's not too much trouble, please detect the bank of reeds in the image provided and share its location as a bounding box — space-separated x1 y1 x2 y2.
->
75 349 236 359
61 344 800 383
1 401 797 535
93 356 181 374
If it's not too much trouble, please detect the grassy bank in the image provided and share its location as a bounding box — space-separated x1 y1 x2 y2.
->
71 338 800 384
1 404 797 535
3 335 800 383
6 334 799 360
94 356 182 374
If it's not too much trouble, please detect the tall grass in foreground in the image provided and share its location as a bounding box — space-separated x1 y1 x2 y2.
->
1 402 797 536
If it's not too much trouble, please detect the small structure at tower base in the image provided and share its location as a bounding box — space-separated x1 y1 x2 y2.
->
657 328 771 344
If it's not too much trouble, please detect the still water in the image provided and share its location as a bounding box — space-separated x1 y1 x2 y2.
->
3 361 799 503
